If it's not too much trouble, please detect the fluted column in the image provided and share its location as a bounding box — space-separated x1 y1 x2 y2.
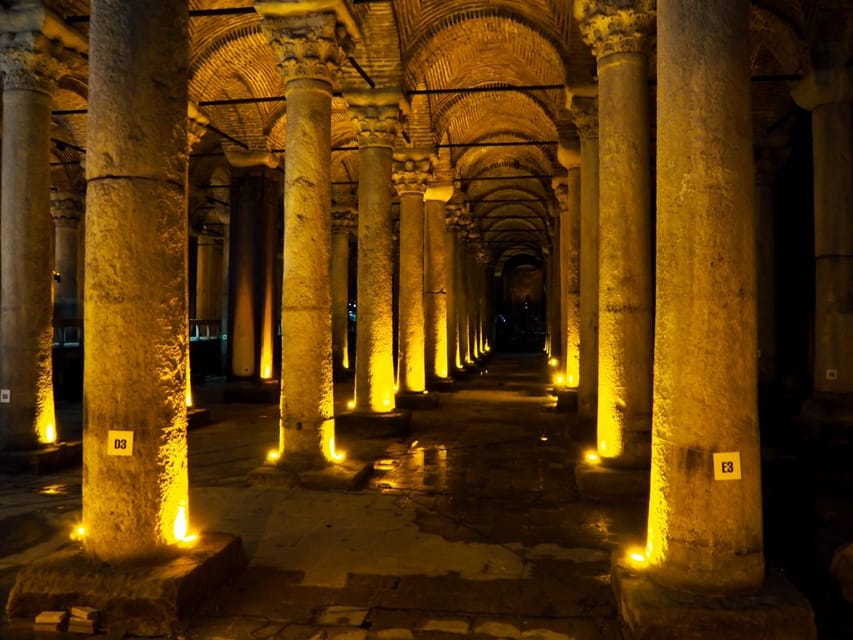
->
260 4 352 467
577 2 655 466
572 97 600 421
350 92 401 413
793 68 853 423
424 181 454 381
393 154 430 394
0 42 63 450
51 193 83 322
648 0 763 593
331 206 355 375
83 0 190 560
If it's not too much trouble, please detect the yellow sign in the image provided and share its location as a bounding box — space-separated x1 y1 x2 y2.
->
713 451 742 480
107 430 134 456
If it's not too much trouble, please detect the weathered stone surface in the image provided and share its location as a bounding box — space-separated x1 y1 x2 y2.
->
6 533 247 637
612 565 816 640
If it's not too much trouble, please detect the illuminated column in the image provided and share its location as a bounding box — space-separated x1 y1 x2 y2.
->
466 244 481 361
577 3 654 466
793 69 853 423
547 230 561 360
571 97 600 421
259 5 351 467
445 204 463 370
0 42 64 450
556 167 581 389
350 92 400 413
51 193 83 321
332 206 355 375
455 217 472 367
83 0 191 559
424 181 454 381
226 160 280 381
647 0 763 593
393 154 430 393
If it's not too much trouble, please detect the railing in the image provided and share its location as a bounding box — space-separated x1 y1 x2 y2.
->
52 318 223 347
190 319 222 341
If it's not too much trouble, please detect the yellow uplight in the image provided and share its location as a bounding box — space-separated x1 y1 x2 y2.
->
173 503 189 542
70 524 86 540
43 423 57 445
327 436 346 463
185 389 193 408
261 364 272 380
266 449 280 462
585 450 601 464
393 384 399 392
568 375 575 386
548 357 558 367
625 546 648 570
383 398 392 408
554 374 565 386
346 399 356 410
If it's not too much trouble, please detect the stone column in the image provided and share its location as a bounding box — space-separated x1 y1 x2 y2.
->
445 204 463 371
466 243 482 361
196 233 223 323
259 4 352 467
546 229 561 361
424 181 454 382
577 2 654 466
556 168 581 389
51 193 83 322
0 43 63 450
792 68 853 423
456 221 472 367
83 0 191 559
648 0 763 593
331 206 355 375
572 97 600 421
350 92 400 413
393 154 430 394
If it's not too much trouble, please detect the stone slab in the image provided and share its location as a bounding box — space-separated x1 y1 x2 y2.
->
223 380 279 404
574 462 649 503
5 532 246 638
555 389 579 413
0 441 82 474
612 564 817 640
427 377 457 393
335 410 412 439
395 391 440 410
187 407 212 430
248 459 373 491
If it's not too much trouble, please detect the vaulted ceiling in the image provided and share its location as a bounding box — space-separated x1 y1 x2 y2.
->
43 0 848 271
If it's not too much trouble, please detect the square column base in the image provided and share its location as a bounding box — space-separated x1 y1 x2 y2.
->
555 389 579 412
223 380 279 404
395 391 440 410
335 410 412 439
5 532 246 638
248 459 373 491
575 461 649 503
612 564 816 639
427 377 456 392
0 441 82 474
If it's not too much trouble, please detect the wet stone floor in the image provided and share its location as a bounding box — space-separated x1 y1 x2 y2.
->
0 354 647 639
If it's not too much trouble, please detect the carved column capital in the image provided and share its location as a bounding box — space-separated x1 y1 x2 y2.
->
350 99 401 149
552 177 569 213
570 96 599 141
187 102 210 154
575 0 656 60
50 192 83 225
0 39 63 94
392 155 431 197
332 208 357 233
261 11 349 87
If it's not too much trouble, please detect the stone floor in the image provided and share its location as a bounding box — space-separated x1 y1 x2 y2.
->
0 352 850 638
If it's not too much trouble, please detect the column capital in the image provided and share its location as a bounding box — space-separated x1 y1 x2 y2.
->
332 207 357 233
260 9 350 88
791 67 853 111
187 102 210 153
551 178 569 213
574 0 656 60
50 192 83 224
392 155 431 197
349 91 403 149
0 42 62 94
570 96 599 141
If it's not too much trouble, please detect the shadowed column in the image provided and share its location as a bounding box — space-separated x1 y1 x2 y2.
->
424 181 454 382
332 205 356 376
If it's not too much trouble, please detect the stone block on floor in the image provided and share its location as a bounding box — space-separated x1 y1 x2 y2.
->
5 532 246 638
612 563 817 639
335 410 412 439
575 461 649 503
395 391 440 410
0 441 82 474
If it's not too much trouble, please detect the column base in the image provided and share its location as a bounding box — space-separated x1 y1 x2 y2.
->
223 380 279 404
554 389 579 412
248 458 373 491
428 377 456 392
335 410 412 439
452 367 473 381
187 407 213 430
0 441 82 474
574 461 649 502
612 562 816 639
5 532 247 638
395 391 440 410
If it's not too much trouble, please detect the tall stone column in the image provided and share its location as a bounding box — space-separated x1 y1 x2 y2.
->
350 92 401 413
331 206 355 375
51 193 83 322
648 0 763 593
83 0 191 559
466 244 482 361
259 4 352 467
424 181 454 382
0 42 63 450
572 97 600 421
547 228 561 361
195 233 223 323
793 68 853 424
393 154 430 394
555 171 581 389
577 2 654 466
445 204 463 371
456 221 472 367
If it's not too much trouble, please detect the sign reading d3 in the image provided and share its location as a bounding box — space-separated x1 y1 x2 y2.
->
712 451 742 480
107 430 134 456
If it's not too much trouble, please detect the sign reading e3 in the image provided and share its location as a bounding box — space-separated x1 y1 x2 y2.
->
713 451 742 481
107 430 134 456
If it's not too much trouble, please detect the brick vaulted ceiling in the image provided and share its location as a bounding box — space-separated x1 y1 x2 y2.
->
43 0 847 268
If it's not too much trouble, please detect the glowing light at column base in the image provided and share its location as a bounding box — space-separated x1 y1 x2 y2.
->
173 502 196 544
70 524 85 541
554 373 565 387
40 423 57 445
548 357 559 368
346 399 356 410
585 450 601 464
185 389 193 408
325 435 346 463
266 449 280 462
